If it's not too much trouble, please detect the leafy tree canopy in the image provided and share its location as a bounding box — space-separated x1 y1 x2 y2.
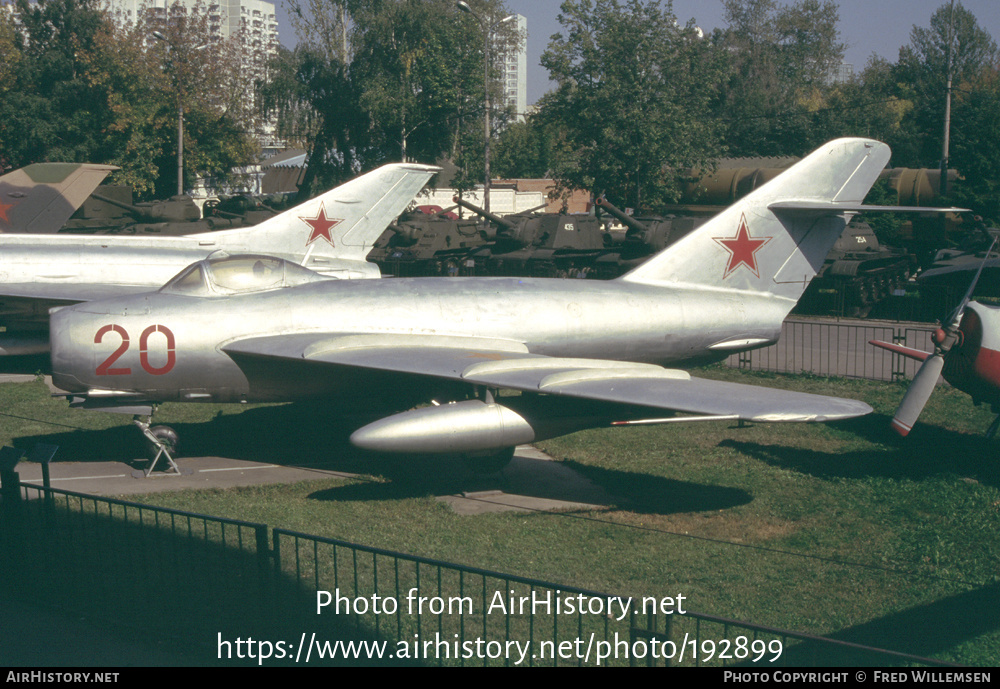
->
537 0 724 211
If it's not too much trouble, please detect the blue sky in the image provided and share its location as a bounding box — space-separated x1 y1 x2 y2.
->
276 0 1000 105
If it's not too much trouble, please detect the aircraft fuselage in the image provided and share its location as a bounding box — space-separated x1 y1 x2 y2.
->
50 276 790 410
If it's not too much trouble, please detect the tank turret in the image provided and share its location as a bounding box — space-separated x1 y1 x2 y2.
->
367 206 491 276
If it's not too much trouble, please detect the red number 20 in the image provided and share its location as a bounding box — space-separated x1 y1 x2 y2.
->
95 324 176 376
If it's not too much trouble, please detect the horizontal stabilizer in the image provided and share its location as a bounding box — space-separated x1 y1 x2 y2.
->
769 201 969 214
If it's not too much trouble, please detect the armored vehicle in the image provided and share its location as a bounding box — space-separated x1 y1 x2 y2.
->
367 205 492 276
451 196 618 277
593 196 706 264
794 218 918 317
59 185 282 235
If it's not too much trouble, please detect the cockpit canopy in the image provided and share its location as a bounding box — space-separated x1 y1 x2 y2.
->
160 254 328 297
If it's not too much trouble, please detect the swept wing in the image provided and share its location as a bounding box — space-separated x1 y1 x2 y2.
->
222 333 871 454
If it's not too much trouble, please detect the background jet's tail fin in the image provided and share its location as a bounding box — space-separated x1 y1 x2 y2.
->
619 138 890 304
0 163 118 234
206 163 439 267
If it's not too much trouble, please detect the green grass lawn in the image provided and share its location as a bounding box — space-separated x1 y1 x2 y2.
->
3 368 998 665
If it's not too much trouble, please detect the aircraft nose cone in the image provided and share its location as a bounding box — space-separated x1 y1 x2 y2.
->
49 303 89 393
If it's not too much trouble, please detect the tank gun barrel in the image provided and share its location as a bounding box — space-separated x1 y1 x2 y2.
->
452 196 515 231
428 204 459 219
90 192 200 223
595 196 649 234
89 192 157 222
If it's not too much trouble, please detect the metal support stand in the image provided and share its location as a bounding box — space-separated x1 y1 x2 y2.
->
133 415 180 477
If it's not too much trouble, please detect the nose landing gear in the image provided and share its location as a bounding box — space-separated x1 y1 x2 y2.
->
133 415 181 476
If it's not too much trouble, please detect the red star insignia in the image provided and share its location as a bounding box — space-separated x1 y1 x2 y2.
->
0 200 14 224
714 213 772 278
300 203 343 246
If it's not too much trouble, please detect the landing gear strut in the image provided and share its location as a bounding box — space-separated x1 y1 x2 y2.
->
133 415 180 476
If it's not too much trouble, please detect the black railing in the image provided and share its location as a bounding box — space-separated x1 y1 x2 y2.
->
5 482 270 642
0 481 963 667
270 527 960 668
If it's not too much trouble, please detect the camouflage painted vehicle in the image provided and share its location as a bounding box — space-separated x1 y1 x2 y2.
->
452 196 617 278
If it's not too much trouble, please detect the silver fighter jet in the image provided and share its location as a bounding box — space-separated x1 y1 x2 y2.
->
0 163 439 355
49 139 950 466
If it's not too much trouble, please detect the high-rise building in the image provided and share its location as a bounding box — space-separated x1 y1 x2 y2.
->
107 0 278 83
500 14 527 121
108 0 280 150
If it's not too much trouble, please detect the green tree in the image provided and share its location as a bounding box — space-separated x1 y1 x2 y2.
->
350 0 485 166
716 0 845 156
491 118 555 179
142 2 260 198
892 2 998 169
949 65 1000 223
0 0 114 166
538 0 724 211
267 0 516 196
800 56 914 152
0 0 259 198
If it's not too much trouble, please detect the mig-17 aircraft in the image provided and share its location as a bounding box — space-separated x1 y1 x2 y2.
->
48 139 959 469
0 163 438 355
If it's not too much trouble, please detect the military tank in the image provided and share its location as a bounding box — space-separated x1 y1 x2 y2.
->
365 161 942 318
450 196 617 277
366 205 492 277
593 195 706 264
369 198 621 279
59 184 282 235
792 218 918 317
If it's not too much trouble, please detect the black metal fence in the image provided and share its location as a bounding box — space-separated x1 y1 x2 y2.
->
271 527 961 667
2 481 271 644
726 318 937 381
0 480 958 667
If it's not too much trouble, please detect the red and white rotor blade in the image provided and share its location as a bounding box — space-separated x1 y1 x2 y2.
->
892 354 945 436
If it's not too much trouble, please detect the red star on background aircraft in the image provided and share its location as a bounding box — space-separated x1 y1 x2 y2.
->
0 200 14 224
300 204 343 246
714 213 772 278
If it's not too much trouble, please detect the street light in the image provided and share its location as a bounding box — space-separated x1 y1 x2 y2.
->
940 0 956 197
152 30 208 197
457 1 514 214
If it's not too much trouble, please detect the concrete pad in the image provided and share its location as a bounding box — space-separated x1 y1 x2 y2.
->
13 456 359 498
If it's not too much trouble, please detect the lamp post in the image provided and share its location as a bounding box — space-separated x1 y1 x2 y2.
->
457 1 513 214
152 30 208 197
940 0 956 198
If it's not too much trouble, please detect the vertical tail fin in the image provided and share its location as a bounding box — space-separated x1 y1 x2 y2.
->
620 138 890 303
0 163 118 233
206 163 439 269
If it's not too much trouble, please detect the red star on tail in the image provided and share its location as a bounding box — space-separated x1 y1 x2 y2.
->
0 201 14 225
300 204 343 246
714 214 771 279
